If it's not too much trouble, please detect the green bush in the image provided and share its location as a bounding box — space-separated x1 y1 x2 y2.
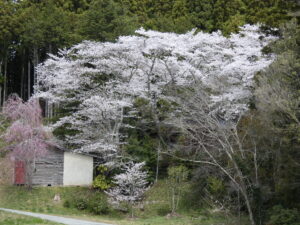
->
268 205 300 225
63 200 71 208
75 198 88 210
93 175 111 190
63 191 110 215
93 165 111 190
88 193 110 215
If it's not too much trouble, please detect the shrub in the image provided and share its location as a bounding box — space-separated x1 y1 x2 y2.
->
64 191 110 215
63 200 71 208
88 193 110 215
75 198 88 210
268 205 300 225
156 206 170 216
93 165 111 190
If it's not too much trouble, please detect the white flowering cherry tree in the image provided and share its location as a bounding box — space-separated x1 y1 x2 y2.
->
106 162 148 217
34 25 276 162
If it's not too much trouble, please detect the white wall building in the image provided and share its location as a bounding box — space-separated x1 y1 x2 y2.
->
14 149 94 186
63 152 93 186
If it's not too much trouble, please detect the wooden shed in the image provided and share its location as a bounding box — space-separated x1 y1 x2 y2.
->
14 148 94 186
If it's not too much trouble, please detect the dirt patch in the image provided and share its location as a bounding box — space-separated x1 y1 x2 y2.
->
165 212 181 219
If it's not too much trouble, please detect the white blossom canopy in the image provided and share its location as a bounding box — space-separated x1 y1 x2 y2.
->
34 25 276 157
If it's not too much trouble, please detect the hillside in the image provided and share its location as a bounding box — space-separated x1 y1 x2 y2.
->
0 183 250 225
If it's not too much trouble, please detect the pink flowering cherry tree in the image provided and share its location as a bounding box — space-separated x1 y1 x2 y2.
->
2 94 51 187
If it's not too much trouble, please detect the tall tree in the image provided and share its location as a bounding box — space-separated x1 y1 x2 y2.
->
0 0 18 104
34 25 275 171
254 19 300 208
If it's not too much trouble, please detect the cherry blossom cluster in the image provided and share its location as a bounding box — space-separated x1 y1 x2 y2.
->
34 25 276 157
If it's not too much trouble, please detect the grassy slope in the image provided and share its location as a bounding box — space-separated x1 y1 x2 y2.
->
0 182 248 225
0 211 62 225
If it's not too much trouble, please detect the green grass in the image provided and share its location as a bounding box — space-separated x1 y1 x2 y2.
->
0 211 62 225
0 182 249 225
0 186 93 215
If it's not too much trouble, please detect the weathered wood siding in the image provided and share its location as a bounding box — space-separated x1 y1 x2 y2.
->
32 149 64 186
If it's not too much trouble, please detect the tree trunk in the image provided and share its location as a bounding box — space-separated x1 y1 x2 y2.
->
44 44 53 118
0 59 2 106
238 190 241 225
233 160 256 225
28 60 31 99
3 56 8 101
0 86 2 107
155 143 160 183
49 43 53 54
21 49 25 99
171 187 176 213
152 93 163 183
240 186 255 225
33 46 39 86
25 160 33 189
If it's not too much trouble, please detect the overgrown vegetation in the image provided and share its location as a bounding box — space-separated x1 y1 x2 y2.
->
0 184 249 225
63 190 110 215
267 205 300 225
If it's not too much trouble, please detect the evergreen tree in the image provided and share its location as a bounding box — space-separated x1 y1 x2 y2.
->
255 19 300 208
79 0 138 41
0 0 16 57
186 0 215 31
0 0 18 103
213 0 246 34
245 0 296 28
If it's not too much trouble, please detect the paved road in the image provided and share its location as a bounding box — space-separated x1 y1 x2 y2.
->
0 208 114 225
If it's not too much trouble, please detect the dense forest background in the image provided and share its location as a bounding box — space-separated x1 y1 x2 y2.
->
1 1 300 225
